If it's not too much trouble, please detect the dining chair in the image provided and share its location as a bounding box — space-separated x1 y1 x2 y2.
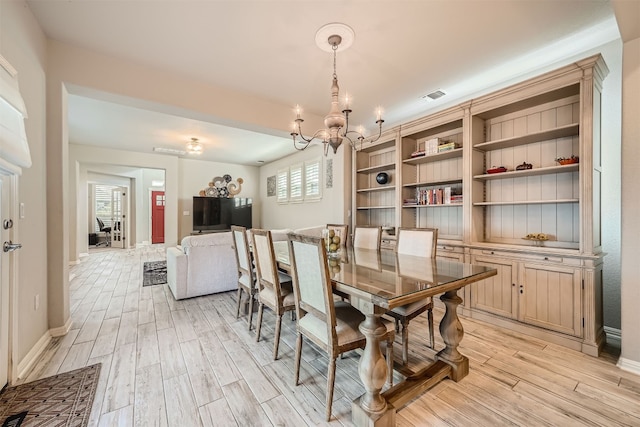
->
287 233 395 421
353 225 381 250
388 227 438 365
251 228 297 360
231 226 257 330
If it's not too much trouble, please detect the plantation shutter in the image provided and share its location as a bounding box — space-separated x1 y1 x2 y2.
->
304 158 322 200
276 169 288 203
289 163 303 202
95 184 118 231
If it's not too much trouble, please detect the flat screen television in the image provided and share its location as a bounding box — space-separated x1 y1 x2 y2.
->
192 197 252 232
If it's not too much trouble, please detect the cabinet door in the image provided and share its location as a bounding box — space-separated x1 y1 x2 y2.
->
469 255 518 319
519 262 581 336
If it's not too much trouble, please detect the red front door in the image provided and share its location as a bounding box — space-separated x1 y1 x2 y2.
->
151 191 165 244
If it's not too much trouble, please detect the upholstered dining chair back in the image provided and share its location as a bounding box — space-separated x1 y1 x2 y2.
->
231 225 257 329
396 227 438 258
353 226 382 250
251 229 280 293
287 234 334 329
231 226 252 277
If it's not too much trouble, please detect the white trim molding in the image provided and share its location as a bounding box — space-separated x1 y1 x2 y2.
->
49 317 73 338
617 357 640 376
16 331 51 380
604 326 621 348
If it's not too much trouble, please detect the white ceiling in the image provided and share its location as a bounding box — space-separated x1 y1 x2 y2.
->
26 0 620 166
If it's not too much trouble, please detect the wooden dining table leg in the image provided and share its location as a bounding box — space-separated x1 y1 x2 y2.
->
435 288 468 381
351 302 395 427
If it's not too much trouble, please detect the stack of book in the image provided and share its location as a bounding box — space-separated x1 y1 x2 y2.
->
414 187 462 205
437 142 458 152
424 138 443 155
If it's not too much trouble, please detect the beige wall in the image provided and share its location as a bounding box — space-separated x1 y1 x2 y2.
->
177 158 260 240
1 0 50 364
258 143 351 231
619 35 640 370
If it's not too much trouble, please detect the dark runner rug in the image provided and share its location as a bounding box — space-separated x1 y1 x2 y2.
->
143 260 167 286
0 363 101 427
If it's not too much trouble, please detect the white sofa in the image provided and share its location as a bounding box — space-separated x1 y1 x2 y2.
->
166 232 238 300
270 225 327 242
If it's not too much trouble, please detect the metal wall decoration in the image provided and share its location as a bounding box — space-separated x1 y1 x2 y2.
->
326 159 333 188
199 175 243 197
267 175 276 197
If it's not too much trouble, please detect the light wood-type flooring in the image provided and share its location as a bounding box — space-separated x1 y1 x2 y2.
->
21 245 640 426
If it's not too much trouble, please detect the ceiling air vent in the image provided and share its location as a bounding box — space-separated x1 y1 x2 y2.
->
422 90 446 101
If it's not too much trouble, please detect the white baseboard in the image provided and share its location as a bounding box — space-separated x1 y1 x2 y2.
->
79 252 90 258
618 357 640 376
604 326 622 347
17 331 51 379
69 259 81 266
49 317 73 337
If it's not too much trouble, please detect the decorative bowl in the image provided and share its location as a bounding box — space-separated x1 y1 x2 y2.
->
556 155 579 165
486 166 508 174
516 162 533 170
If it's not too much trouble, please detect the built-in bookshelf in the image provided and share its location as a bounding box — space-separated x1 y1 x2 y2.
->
350 54 608 356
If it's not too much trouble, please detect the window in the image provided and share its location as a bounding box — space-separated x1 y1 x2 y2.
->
304 158 322 200
94 184 118 232
276 168 288 203
289 163 303 202
276 157 323 203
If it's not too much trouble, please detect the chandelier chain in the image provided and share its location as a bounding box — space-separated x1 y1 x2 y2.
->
332 44 338 79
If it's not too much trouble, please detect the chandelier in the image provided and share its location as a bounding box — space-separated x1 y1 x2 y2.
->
291 23 384 156
186 137 203 155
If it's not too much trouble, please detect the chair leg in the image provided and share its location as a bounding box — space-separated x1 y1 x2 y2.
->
235 287 243 319
402 320 409 366
255 303 264 342
247 293 255 331
386 336 394 387
326 357 337 421
294 333 303 386
273 314 283 360
428 307 435 349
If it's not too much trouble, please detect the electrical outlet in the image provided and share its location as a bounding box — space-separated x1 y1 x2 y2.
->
183 211 190 216
34 294 40 310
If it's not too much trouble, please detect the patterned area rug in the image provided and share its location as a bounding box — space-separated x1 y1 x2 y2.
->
0 364 101 427
143 260 167 287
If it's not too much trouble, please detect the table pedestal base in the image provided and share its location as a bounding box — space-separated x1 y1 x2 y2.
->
352 397 395 427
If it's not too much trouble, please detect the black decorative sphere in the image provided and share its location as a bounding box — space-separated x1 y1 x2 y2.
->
376 172 389 185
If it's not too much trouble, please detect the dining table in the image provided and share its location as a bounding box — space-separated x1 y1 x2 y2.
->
272 241 498 427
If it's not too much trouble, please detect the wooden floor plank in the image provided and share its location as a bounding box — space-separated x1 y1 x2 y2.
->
163 373 202 427
135 363 168 427
222 379 273 426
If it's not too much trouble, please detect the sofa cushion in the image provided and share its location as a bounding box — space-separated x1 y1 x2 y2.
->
293 225 326 238
181 232 233 251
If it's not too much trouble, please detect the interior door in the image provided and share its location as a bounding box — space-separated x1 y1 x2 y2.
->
111 187 126 248
151 191 165 244
0 174 11 389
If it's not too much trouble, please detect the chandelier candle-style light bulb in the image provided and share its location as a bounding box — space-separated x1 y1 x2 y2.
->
291 23 384 156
